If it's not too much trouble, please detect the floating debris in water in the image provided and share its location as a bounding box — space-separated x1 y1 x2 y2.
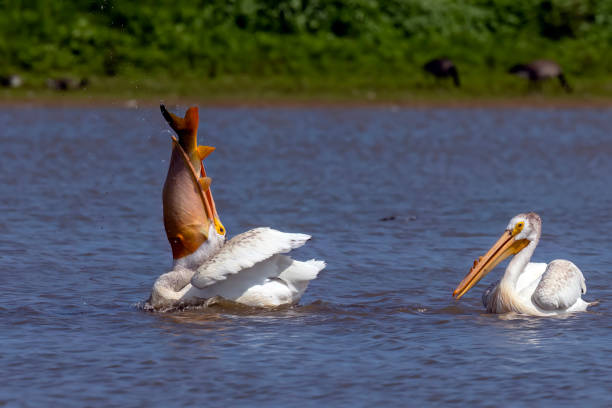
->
380 215 396 221
124 99 138 109
379 215 417 222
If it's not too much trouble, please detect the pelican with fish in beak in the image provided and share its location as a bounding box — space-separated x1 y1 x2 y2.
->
149 105 325 310
453 212 594 316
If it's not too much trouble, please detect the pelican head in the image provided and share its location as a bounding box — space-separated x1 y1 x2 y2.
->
453 212 541 299
160 105 226 263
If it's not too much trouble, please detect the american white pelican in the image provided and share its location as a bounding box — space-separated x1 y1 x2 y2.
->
453 212 593 316
148 105 325 310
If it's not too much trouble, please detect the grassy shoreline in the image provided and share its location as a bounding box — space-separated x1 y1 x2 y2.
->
4 74 612 108
5 1 612 111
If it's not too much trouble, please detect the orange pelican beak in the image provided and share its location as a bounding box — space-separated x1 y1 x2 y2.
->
453 229 529 300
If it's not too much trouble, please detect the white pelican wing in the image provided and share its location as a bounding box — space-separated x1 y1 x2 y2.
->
191 227 311 289
532 260 586 311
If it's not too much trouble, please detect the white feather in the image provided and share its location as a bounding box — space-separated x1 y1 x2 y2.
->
189 255 324 307
149 228 324 310
191 227 311 288
532 260 586 311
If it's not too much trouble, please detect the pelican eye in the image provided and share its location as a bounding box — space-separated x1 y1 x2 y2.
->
512 222 525 235
214 218 226 235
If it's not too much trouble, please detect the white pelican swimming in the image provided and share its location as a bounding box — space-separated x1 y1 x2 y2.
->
148 105 325 310
453 212 593 316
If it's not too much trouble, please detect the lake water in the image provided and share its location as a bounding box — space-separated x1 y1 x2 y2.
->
1 106 611 407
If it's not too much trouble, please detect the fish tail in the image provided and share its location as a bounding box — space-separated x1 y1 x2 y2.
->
183 106 199 133
160 105 199 151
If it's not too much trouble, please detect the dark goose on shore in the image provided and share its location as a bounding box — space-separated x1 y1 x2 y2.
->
46 77 89 91
0 74 22 88
423 58 460 87
509 60 571 92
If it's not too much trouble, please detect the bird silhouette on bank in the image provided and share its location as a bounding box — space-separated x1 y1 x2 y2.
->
423 58 460 88
0 74 22 88
46 77 89 91
509 60 571 93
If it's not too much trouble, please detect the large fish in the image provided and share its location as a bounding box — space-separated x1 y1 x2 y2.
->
160 105 224 260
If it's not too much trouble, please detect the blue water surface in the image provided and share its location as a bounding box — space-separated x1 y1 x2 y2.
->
1 106 611 407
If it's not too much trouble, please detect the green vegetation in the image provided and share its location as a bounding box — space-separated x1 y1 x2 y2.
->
2 0 612 102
